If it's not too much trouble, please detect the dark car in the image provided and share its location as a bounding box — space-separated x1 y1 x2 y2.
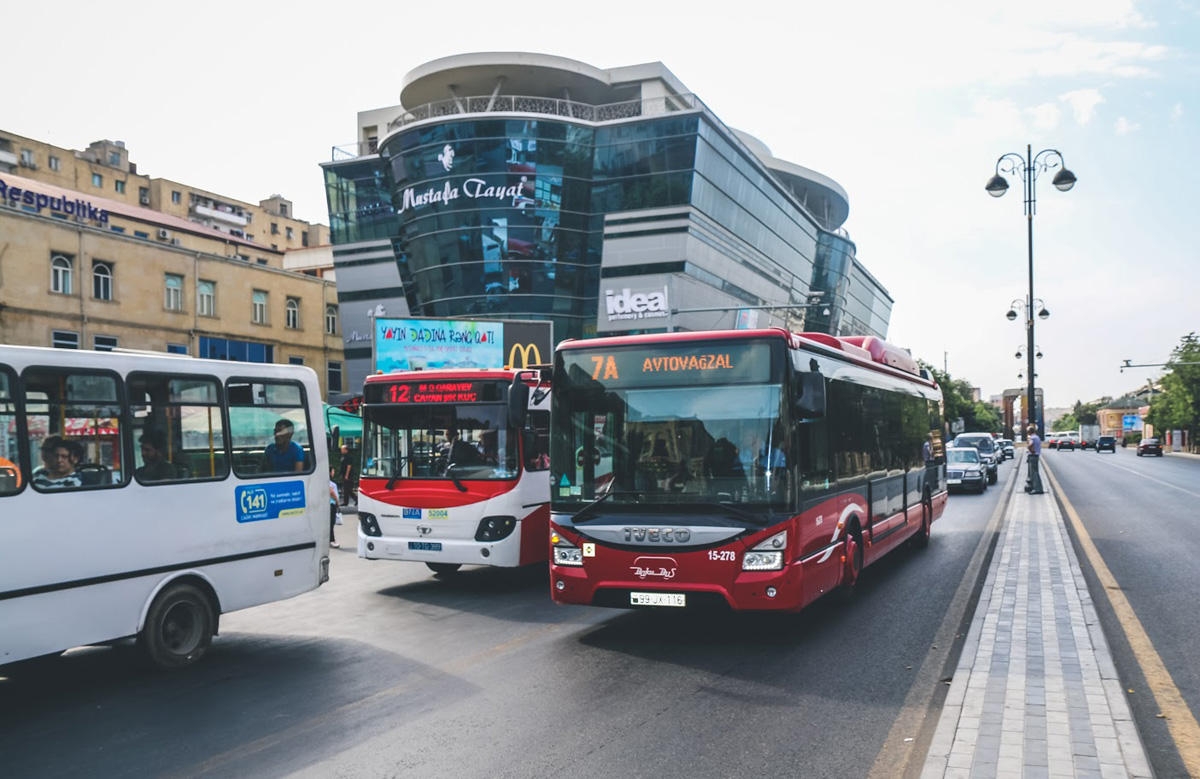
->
1057 434 1076 451
951 433 999 484
1095 435 1117 453
1137 438 1164 456
945 446 988 494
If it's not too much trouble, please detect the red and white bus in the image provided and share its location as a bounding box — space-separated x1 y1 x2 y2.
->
356 367 552 575
547 328 947 611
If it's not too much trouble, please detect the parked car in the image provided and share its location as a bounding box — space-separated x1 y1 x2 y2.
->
951 433 999 484
996 438 1015 460
1095 435 1117 453
945 446 988 494
1137 438 1164 456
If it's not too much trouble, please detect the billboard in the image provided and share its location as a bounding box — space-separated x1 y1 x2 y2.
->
372 318 552 373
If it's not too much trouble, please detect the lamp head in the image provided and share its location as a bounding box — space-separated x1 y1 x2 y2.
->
1037 307 1050 320
1036 349 1043 359
1006 309 1018 321
985 174 1009 197
1052 167 1077 192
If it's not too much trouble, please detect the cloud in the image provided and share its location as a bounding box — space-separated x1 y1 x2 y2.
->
1061 88 1106 124
1170 102 1184 121
1114 116 1141 134
1029 102 1062 130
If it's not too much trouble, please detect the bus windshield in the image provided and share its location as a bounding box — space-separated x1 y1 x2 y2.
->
361 403 518 481
551 379 789 508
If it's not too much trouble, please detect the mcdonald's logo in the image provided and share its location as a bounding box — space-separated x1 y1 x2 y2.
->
506 342 543 369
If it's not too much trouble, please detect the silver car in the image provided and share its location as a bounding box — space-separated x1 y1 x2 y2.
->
945 446 988 494
951 433 1000 484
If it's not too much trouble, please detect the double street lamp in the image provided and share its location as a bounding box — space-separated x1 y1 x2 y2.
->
986 145 1077 437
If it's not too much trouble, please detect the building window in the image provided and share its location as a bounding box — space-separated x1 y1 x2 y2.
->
108 151 121 166
252 290 268 324
52 330 79 349
94 335 118 351
280 203 288 217
114 180 126 194
92 173 103 187
271 223 279 235
139 186 150 204
285 298 300 329
325 305 338 334
198 280 215 316
20 149 34 166
51 253 73 294
327 361 343 393
164 274 183 311
302 231 310 247
49 155 60 171
134 230 149 240
167 343 188 355
289 356 304 365
92 261 113 301
198 336 273 363
286 227 294 240
171 191 181 204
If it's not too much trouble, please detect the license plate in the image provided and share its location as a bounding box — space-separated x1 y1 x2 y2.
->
947 478 962 485
630 591 686 607
408 541 442 552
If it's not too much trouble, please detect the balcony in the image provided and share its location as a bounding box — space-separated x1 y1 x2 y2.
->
192 203 249 227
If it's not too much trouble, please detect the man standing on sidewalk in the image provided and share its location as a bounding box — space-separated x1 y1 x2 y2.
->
1025 424 1044 494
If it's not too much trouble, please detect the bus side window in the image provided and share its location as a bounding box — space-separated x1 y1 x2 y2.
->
227 379 313 478
23 367 125 490
129 372 228 484
0 366 22 494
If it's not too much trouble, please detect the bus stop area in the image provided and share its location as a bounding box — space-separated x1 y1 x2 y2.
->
921 456 1152 778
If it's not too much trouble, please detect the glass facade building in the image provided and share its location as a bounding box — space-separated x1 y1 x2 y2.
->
323 54 893 392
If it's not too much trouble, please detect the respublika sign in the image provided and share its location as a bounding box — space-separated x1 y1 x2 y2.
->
0 178 109 223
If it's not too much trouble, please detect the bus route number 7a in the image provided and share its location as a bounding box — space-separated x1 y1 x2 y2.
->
589 355 619 380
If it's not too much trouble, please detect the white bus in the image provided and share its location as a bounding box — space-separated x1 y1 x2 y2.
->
0 345 331 669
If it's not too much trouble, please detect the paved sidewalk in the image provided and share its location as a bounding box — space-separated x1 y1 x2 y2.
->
921 456 1152 778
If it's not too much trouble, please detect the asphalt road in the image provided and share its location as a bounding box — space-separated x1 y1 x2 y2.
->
0 467 1012 779
1043 445 1200 779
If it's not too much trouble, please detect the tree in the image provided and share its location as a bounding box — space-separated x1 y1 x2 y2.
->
1145 332 1200 451
920 363 1001 435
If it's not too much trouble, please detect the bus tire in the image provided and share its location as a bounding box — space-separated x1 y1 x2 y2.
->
139 582 214 669
912 493 932 549
426 562 462 576
837 526 863 603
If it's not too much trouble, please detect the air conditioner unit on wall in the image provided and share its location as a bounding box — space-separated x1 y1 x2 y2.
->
140 195 150 205
157 228 170 239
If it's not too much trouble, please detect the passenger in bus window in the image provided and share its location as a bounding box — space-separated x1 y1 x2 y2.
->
263 419 305 473
32 436 83 489
136 430 181 482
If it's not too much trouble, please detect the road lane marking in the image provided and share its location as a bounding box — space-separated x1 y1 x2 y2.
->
1045 463 1200 776
1072 454 1200 499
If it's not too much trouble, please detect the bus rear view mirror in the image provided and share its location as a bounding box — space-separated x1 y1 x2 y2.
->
795 372 826 419
507 378 530 429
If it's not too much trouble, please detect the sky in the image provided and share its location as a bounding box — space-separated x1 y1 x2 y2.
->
6 0 1198 412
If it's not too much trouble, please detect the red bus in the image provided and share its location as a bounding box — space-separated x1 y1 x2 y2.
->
547 329 947 611
356 367 551 575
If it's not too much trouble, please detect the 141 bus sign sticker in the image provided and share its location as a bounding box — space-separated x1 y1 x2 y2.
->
236 481 307 523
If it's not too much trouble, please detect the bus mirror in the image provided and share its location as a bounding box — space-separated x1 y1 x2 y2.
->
795 373 826 419
507 378 530 429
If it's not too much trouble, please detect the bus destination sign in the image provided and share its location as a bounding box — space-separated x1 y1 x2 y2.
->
365 380 504 405
561 341 775 388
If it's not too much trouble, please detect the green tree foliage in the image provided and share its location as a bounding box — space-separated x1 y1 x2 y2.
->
1050 400 1103 433
921 364 1001 435
1145 332 1200 450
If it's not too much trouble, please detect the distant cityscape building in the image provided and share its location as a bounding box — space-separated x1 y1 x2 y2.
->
323 52 896 392
0 131 345 400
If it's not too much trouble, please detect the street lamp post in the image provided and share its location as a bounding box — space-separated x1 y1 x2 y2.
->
986 144 1076 437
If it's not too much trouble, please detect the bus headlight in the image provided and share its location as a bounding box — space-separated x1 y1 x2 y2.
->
359 512 381 537
742 530 787 571
552 534 584 566
475 516 516 542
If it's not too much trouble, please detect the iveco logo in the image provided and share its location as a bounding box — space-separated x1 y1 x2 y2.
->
623 527 690 544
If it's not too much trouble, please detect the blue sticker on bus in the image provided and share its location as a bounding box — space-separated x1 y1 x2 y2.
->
402 508 422 519
236 480 307 523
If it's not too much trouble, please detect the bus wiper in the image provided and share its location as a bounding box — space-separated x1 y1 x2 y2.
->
695 501 769 526
385 456 407 491
445 465 468 493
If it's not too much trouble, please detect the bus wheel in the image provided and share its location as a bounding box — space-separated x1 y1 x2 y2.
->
426 563 462 576
838 529 863 602
139 583 214 669
912 494 932 550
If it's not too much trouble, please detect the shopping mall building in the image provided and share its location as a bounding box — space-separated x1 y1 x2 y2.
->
323 52 894 390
